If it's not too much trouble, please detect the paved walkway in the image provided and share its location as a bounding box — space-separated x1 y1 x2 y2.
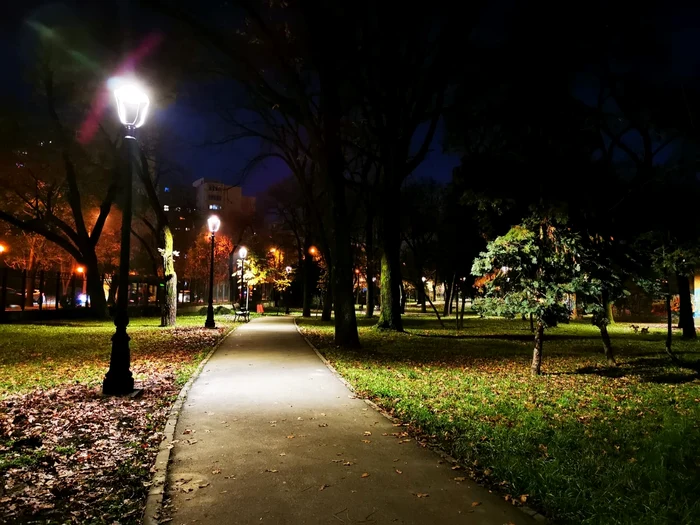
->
166 316 533 525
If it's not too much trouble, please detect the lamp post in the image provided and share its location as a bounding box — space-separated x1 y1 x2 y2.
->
285 265 292 314
103 81 149 396
205 215 221 328
239 246 248 311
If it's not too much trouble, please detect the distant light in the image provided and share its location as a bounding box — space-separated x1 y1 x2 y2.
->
501 266 509 273
207 215 221 233
164 187 170 192
76 266 85 274
239 246 248 259
163 205 169 211
113 82 150 128
78 294 87 304
285 266 292 273
372 277 376 282
421 276 427 282
309 246 318 255
270 247 277 253
0 245 5 254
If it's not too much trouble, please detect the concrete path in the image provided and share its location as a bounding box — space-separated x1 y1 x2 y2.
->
166 316 533 525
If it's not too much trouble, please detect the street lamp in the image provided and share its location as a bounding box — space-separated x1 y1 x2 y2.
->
205 215 221 329
103 80 149 396
0 245 5 254
284 266 292 314
238 246 248 311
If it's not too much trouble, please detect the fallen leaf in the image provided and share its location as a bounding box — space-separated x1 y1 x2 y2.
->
198 482 210 489
416 493 429 498
363 431 372 436
265 469 278 473
183 429 192 435
318 423 328 427
454 477 466 482
343 461 353 466
484 469 492 476
451 465 462 470
361 472 370 478
287 434 295 439
212 469 221 475
279 453 286 456
362 439 371 444
471 501 481 507
520 494 529 503
395 469 403 474
319 484 329 491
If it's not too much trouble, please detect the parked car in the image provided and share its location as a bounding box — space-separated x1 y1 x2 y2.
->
3 288 46 309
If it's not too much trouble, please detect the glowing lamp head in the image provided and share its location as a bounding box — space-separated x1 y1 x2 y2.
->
239 246 248 259
114 83 150 128
207 215 221 234
285 266 292 274
0 245 5 254
270 247 277 253
309 246 317 256
421 276 427 282
76 266 85 274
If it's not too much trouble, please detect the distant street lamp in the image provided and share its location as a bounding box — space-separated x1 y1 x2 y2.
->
0 244 7 254
238 246 248 311
284 265 292 314
103 80 150 396
205 215 221 329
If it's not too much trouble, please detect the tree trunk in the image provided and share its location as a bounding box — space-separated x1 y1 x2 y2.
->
365 207 375 319
418 279 427 313
598 322 616 365
458 293 466 329
531 320 545 375
160 225 177 327
605 301 615 325
529 313 534 333
303 240 313 317
321 283 332 321
400 281 406 314
377 196 403 331
443 274 454 316
85 257 108 318
676 273 696 339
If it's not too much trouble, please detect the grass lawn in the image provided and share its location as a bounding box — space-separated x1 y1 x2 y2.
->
0 314 238 523
298 313 700 525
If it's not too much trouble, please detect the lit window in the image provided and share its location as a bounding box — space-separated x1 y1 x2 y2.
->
209 204 220 210
163 205 169 211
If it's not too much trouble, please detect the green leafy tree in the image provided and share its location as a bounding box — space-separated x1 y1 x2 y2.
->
471 214 581 375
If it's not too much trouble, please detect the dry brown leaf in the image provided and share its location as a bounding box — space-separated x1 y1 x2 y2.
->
520 494 529 503
484 468 492 476
362 439 371 444
361 472 370 478
319 484 329 491
416 493 429 498
286 434 295 439
212 469 221 475
343 461 353 466
451 465 462 470
363 431 372 436
265 469 278 473
318 423 328 427
395 469 403 474
471 501 481 507
454 476 466 482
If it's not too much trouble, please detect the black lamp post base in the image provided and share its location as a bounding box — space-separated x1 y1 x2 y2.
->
205 316 216 329
102 371 135 396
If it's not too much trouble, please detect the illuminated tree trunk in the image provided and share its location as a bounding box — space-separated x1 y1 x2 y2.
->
605 301 615 324
377 187 403 331
531 320 545 375
676 273 696 339
161 225 177 327
84 253 107 318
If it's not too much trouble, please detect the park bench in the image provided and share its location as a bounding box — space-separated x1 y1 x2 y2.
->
234 309 250 322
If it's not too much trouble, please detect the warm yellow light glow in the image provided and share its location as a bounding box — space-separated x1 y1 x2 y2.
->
76 266 85 274
114 82 150 128
207 215 221 233
309 246 318 255
0 245 5 254
270 247 277 253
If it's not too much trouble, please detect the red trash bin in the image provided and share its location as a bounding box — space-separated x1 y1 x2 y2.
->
256 303 264 314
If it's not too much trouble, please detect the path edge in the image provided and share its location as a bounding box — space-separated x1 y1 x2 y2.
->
293 317 548 524
142 326 236 525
